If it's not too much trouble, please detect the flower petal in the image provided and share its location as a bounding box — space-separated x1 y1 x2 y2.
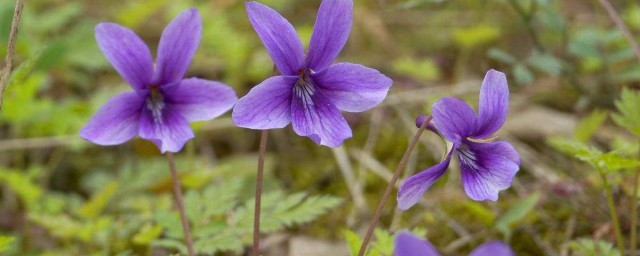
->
394 232 440 256
310 63 391 112
153 9 202 85
469 241 515 256
305 0 353 71
431 98 477 145
458 141 520 201
163 78 237 122
80 92 144 145
95 23 153 90
291 86 352 147
232 76 298 129
245 2 305 75
474 69 509 139
139 106 195 153
397 149 453 211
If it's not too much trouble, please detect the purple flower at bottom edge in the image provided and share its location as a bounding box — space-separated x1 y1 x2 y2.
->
80 9 237 153
397 70 521 210
232 0 392 148
394 231 515 256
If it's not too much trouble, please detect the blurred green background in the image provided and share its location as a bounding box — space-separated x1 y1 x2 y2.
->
1 0 640 255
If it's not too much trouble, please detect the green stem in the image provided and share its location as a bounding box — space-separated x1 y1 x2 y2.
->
596 165 625 252
357 116 430 256
631 169 638 256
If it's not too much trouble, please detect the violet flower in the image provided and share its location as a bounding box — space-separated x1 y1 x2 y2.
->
232 0 392 148
394 231 515 256
397 70 520 210
80 9 237 153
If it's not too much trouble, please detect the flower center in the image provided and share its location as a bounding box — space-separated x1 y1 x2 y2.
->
293 72 316 106
146 86 165 124
456 144 479 169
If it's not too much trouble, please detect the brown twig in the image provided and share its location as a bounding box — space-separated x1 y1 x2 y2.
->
357 116 430 256
597 0 640 64
0 0 25 111
166 153 195 256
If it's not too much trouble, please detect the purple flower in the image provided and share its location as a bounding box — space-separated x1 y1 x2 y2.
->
232 0 392 148
397 70 520 210
80 9 237 153
394 231 514 256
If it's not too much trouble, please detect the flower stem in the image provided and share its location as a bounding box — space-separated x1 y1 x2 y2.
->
597 0 640 63
596 165 625 252
166 152 195 256
357 116 430 256
631 168 638 256
252 130 268 256
0 0 25 111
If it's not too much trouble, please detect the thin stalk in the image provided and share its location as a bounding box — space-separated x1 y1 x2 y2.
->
166 153 195 256
0 0 25 111
357 116 430 256
595 1 640 253
596 165 625 252
252 130 268 256
631 169 638 255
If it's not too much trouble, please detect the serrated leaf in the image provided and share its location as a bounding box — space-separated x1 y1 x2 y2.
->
152 239 187 255
133 223 164 245
567 238 620 256
574 110 607 142
154 211 184 239
371 229 394 255
194 233 243 255
612 88 640 137
344 229 362 256
495 192 540 240
547 137 601 162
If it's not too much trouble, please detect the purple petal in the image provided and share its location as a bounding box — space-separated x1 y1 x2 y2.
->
291 85 352 147
80 92 145 145
394 232 440 256
95 23 153 90
162 78 237 122
232 76 298 129
431 98 477 145
139 106 195 153
469 241 515 256
305 0 353 71
474 69 509 139
458 141 520 201
153 9 202 85
310 63 391 112
245 2 305 76
397 149 453 210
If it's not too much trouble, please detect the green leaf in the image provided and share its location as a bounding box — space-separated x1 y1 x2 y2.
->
133 223 164 245
567 238 620 256
371 229 394 255
392 57 441 82
452 25 501 49
495 192 540 240
0 236 14 253
152 239 187 255
344 229 362 256
526 51 564 76
462 201 496 227
612 88 640 137
547 137 601 163
574 110 607 142
512 63 534 85
77 181 119 219
487 48 517 64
